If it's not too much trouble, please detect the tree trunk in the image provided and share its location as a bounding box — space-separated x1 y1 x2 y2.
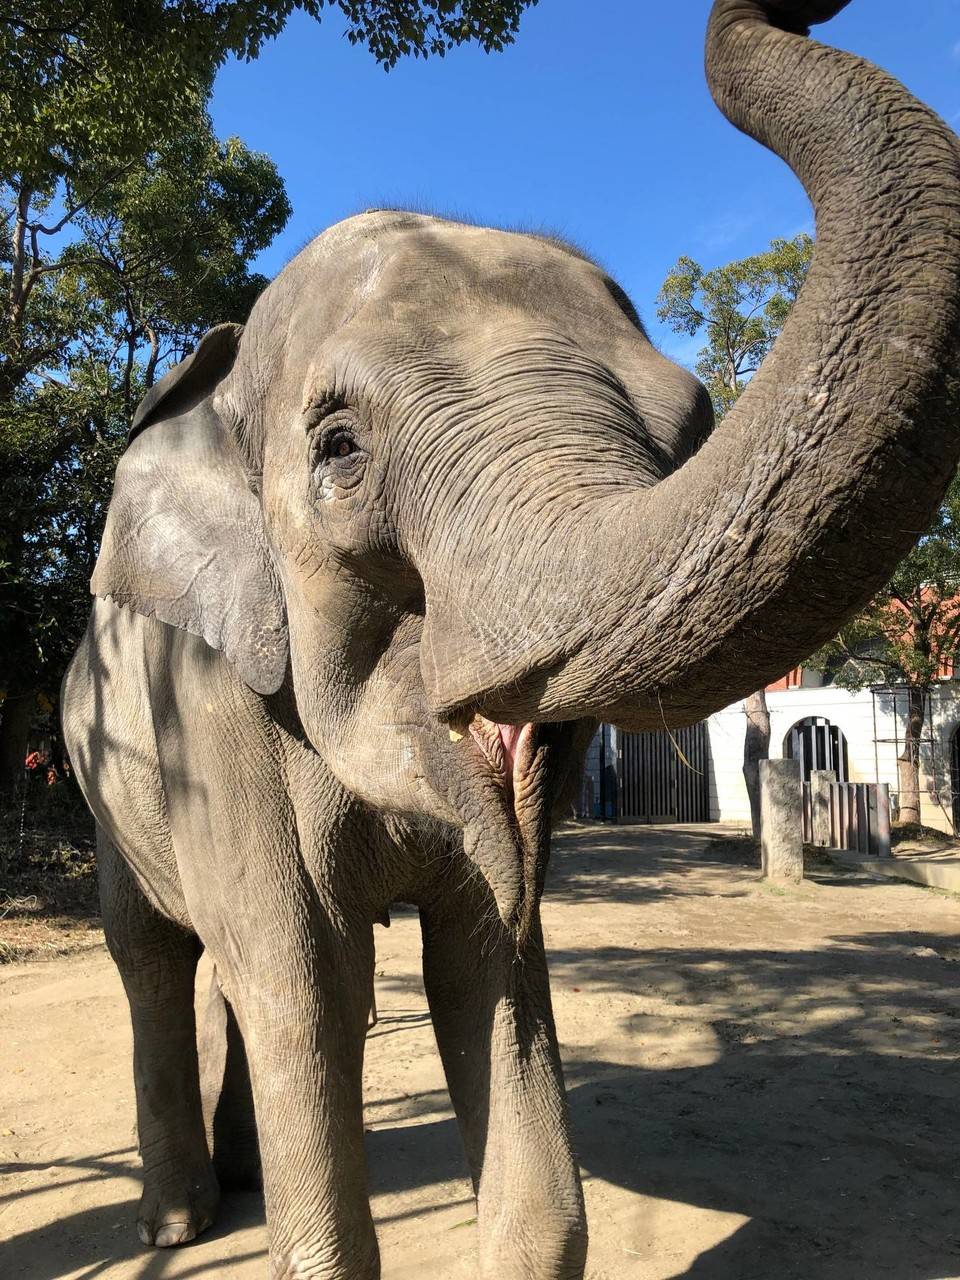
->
8 184 30 342
144 325 160 391
0 690 34 795
743 688 771 839
896 685 927 827
121 329 136 423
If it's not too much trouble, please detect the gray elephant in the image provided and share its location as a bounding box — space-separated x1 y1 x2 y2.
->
60 0 960 1276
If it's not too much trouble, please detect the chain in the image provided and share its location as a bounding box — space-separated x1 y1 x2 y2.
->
17 774 27 863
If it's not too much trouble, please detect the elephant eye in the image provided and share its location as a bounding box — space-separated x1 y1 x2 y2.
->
329 433 358 460
310 416 366 503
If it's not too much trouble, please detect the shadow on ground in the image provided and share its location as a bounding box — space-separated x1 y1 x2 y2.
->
556 937 960 1278
4 834 958 1279
547 824 893 907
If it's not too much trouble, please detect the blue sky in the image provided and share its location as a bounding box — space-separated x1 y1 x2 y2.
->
211 0 958 365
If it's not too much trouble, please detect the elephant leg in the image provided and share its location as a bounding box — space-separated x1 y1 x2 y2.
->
98 832 218 1247
198 967 261 1190
209 911 379 1280
420 891 587 1280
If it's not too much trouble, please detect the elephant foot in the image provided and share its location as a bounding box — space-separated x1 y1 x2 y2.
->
479 1221 588 1280
137 1160 219 1247
270 1241 381 1279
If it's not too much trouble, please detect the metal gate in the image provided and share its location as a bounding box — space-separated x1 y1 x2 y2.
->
617 723 711 823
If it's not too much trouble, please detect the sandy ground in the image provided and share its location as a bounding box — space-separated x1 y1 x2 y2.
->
2 824 960 1280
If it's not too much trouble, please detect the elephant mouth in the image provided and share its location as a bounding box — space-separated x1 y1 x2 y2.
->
449 714 574 943
464 717 531 791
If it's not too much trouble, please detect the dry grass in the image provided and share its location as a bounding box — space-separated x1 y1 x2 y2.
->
890 820 960 850
0 784 101 963
706 832 858 873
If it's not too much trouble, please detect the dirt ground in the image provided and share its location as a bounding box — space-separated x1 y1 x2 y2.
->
3 824 960 1280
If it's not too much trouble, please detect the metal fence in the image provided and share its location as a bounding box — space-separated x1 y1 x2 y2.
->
576 723 712 824
617 723 711 824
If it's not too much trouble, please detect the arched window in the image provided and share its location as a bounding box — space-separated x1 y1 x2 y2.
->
783 716 849 782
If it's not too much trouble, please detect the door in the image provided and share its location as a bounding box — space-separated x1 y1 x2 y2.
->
617 722 711 823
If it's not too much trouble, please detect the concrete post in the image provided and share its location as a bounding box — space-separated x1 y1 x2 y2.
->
760 758 804 882
810 769 836 847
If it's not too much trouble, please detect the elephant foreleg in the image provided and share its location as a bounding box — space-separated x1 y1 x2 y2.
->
420 888 587 1280
98 831 219 1247
206 906 380 1280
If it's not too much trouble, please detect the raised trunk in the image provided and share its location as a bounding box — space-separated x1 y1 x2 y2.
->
896 684 926 827
742 688 770 839
454 0 960 732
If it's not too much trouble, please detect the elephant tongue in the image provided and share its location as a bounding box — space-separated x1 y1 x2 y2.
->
496 722 526 776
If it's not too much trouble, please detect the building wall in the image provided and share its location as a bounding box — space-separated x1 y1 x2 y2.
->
707 682 960 833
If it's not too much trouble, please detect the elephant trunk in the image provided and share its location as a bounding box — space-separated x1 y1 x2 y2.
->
428 0 960 731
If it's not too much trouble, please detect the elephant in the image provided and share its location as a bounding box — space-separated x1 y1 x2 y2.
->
60 0 960 1276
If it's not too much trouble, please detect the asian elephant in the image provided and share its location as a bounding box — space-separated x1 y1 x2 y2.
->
60 0 959 1276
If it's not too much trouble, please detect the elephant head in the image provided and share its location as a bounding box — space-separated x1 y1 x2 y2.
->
91 0 960 938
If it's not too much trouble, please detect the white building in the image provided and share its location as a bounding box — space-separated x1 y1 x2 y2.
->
709 679 960 832
579 677 960 833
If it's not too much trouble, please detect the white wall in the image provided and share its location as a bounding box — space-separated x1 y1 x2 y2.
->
706 683 960 833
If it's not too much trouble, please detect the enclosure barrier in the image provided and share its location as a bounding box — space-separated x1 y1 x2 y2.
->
802 771 891 857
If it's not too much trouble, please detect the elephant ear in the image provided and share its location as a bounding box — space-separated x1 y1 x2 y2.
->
91 324 289 695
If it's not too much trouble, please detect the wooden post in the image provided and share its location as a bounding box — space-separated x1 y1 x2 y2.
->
875 783 892 858
856 785 869 853
830 782 840 849
839 784 849 850
810 769 836 847
867 785 879 856
760 759 803 882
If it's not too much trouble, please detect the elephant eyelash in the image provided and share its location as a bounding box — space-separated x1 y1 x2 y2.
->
309 419 363 465
305 397 361 456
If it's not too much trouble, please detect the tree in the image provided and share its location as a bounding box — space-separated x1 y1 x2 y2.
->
2 1 536 390
3 0 537 403
3 0 537 184
807 476 960 827
69 129 290 411
0 124 290 789
657 234 814 836
3 0 539 405
656 233 813 416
